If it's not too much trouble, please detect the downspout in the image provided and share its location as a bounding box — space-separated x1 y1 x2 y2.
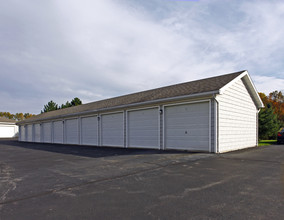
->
256 109 261 146
213 95 220 153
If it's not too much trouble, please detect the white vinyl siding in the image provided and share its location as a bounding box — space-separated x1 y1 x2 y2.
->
43 122 52 143
101 112 124 147
81 116 98 146
34 124 41 142
65 119 79 144
164 101 210 151
217 78 257 152
26 124 33 142
127 108 159 149
53 121 64 144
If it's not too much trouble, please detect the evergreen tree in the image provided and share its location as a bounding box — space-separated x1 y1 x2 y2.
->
259 104 280 140
71 97 82 106
60 101 72 109
42 100 58 113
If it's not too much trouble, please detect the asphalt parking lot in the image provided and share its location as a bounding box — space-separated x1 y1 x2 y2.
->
0 139 283 220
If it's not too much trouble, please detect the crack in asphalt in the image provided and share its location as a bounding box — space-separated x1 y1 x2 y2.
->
2 153 281 206
218 156 283 164
0 157 206 206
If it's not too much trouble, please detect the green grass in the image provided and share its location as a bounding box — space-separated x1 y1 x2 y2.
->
258 140 277 146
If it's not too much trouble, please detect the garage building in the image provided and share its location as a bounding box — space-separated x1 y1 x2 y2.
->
17 70 264 153
0 117 19 138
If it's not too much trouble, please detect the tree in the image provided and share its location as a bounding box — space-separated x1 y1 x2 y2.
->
41 98 83 113
42 100 58 113
0 112 35 121
71 97 82 106
259 103 280 140
14 113 24 121
60 101 72 109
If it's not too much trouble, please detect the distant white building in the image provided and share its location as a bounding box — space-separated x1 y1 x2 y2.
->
0 117 19 138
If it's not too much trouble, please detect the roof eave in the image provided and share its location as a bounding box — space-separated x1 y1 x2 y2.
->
17 90 220 125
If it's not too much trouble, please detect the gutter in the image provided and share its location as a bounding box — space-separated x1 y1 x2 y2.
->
17 90 220 125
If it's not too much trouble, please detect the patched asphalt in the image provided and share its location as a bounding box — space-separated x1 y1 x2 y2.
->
0 139 283 220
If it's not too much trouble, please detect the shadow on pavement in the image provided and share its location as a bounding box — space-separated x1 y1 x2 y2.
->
0 138 199 159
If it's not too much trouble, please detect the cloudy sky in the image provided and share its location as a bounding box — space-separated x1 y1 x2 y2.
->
1 0 284 114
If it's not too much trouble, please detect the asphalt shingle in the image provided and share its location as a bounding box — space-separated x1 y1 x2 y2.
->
18 70 245 124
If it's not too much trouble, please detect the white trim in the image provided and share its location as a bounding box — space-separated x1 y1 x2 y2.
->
0 122 16 125
78 117 81 145
162 105 165 150
163 99 211 152
100 110 124 116
209 99 211 153
242 73 264 108
125 111 128 148
214 97 219 153
126 106 160 149
98 115 100 146
32 124 35 142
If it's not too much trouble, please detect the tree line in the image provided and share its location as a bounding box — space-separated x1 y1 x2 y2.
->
0 112 35 121
41 97 82 113
1 97 82 121
258 90 284 140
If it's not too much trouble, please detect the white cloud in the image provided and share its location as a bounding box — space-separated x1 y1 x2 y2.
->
0 0 284 114
253 75 284 94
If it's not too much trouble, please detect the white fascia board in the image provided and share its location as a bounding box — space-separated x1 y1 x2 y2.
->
219 71 247 95
219 70 264 109
18 90 220 125
0 122 16 125
242 73 264 108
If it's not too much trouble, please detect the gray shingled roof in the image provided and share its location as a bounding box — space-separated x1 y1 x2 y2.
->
18 70 245 124
0 117 17 123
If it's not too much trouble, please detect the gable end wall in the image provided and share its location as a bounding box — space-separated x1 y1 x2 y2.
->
217 78 258 152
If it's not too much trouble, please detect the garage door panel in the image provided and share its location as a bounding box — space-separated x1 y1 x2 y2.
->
26 125 33 142
128 108 159 149
53 121 63 144
165 102 210 151
20 126 25 141
101 113 124 147
34 124 41 142
66 119 79 144
43 122 52 143
81 116 98 145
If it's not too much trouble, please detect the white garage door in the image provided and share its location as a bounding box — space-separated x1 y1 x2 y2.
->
53 121 63 144
43 122 52 143
20 125 25 141
81 116 98 146
65 119 79 144
0 126 15 138
101 112 124 147
26 124 33 142
127 108 159 149
34 124 41 142
164 101 210 151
